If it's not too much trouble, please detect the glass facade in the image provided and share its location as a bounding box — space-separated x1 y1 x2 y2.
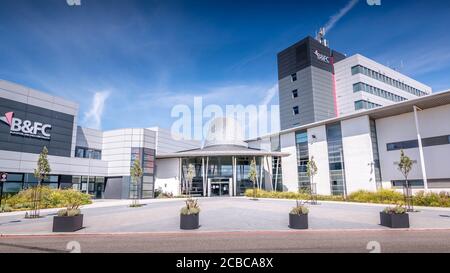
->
353 82 407 103
72 176 105 198
272 156 283 191
181 157 204 196
295 130 310 190
129 147 156 199
75 146 102 159
354 100 381 110
326 123 347 196
370 120 382 189
236 157 263 196
1 173 106 198
351 65 427 97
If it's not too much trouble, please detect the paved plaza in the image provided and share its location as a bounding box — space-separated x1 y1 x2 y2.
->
1 197 450 235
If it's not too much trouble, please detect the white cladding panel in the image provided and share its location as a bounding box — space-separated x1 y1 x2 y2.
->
155 158 181 196
376 104 450 184
280 132 298 192
341 115 377 193
307 125 331 195
102 128 157 176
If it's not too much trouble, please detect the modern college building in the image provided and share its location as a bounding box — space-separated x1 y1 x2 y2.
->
1 35 449 199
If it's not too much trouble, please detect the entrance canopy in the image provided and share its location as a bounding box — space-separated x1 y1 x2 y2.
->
156 144 289 159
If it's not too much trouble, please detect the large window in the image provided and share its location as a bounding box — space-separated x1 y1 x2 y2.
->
370 120 382 189
386 135 450 151
130 147 155 199
353 82 407 102
351 65 427 97
326 123 346 196
181 157 204 196
272 157 283 191
75 146 102 160
354 100 382 110
295 130 310 190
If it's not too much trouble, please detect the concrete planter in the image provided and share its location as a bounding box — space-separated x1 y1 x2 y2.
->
180 213 199 230
289 213 308 229
52 214 84 232
380 212 410 228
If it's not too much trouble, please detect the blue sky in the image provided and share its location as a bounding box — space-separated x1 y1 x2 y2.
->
1 0 450 133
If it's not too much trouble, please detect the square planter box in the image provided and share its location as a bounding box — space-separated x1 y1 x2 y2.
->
180 213 199 230
380 212 409 228
289 213 308 229
53 214 84 232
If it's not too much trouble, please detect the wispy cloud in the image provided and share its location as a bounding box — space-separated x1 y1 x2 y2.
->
324 0 360 33
83 91 110 130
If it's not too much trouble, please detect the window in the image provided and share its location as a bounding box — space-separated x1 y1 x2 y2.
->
326 123 346 196
291 73 297 82
75 146 102 160
353 82 407 102
293 106 299 115
387 135 450 151
295 130 309 190
354 100 381 110
292 89 298 98
351 65 427 97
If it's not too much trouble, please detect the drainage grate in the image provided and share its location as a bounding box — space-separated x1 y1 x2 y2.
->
439 215 450 218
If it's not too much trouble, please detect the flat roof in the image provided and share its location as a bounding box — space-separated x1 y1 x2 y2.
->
248 89 450 141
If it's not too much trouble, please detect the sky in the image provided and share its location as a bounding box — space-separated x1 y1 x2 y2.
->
1 0 450 134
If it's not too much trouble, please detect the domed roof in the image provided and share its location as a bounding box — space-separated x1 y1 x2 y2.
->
203 117 248 148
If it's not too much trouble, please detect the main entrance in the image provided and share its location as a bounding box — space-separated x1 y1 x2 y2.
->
208 178 232 197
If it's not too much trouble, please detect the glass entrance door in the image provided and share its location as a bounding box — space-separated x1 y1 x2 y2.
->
209 178 231 197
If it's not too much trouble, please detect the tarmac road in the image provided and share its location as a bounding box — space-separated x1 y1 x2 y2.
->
1 229 449 253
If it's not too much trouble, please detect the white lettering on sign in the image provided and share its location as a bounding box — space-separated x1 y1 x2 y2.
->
313 50 330 64
1 112 52 140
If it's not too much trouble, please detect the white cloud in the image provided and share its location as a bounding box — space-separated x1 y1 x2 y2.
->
324 0 360 33
83 91 110 130
260 83 278 105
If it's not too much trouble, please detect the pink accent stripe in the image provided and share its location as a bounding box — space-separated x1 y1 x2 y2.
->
330 57 339 117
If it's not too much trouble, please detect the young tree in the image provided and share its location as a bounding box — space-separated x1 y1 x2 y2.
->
397 149 415 211
306 156 318 204
30 146 51 218
248 158 258 200
185 164 195 197
130 158 143 207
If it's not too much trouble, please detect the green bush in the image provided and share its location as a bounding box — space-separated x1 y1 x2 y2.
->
5 187 91 211
348 189 404 204
413 191 450 207
245 189 450 207
245 189 344 202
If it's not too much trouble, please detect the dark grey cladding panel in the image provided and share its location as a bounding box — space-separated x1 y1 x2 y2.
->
277 36 345 80
0 97 74 157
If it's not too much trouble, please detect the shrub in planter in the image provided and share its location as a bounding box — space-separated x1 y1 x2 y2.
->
180 198 200 230
289 201 309 229
52 190 86 232
380 205 409 228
